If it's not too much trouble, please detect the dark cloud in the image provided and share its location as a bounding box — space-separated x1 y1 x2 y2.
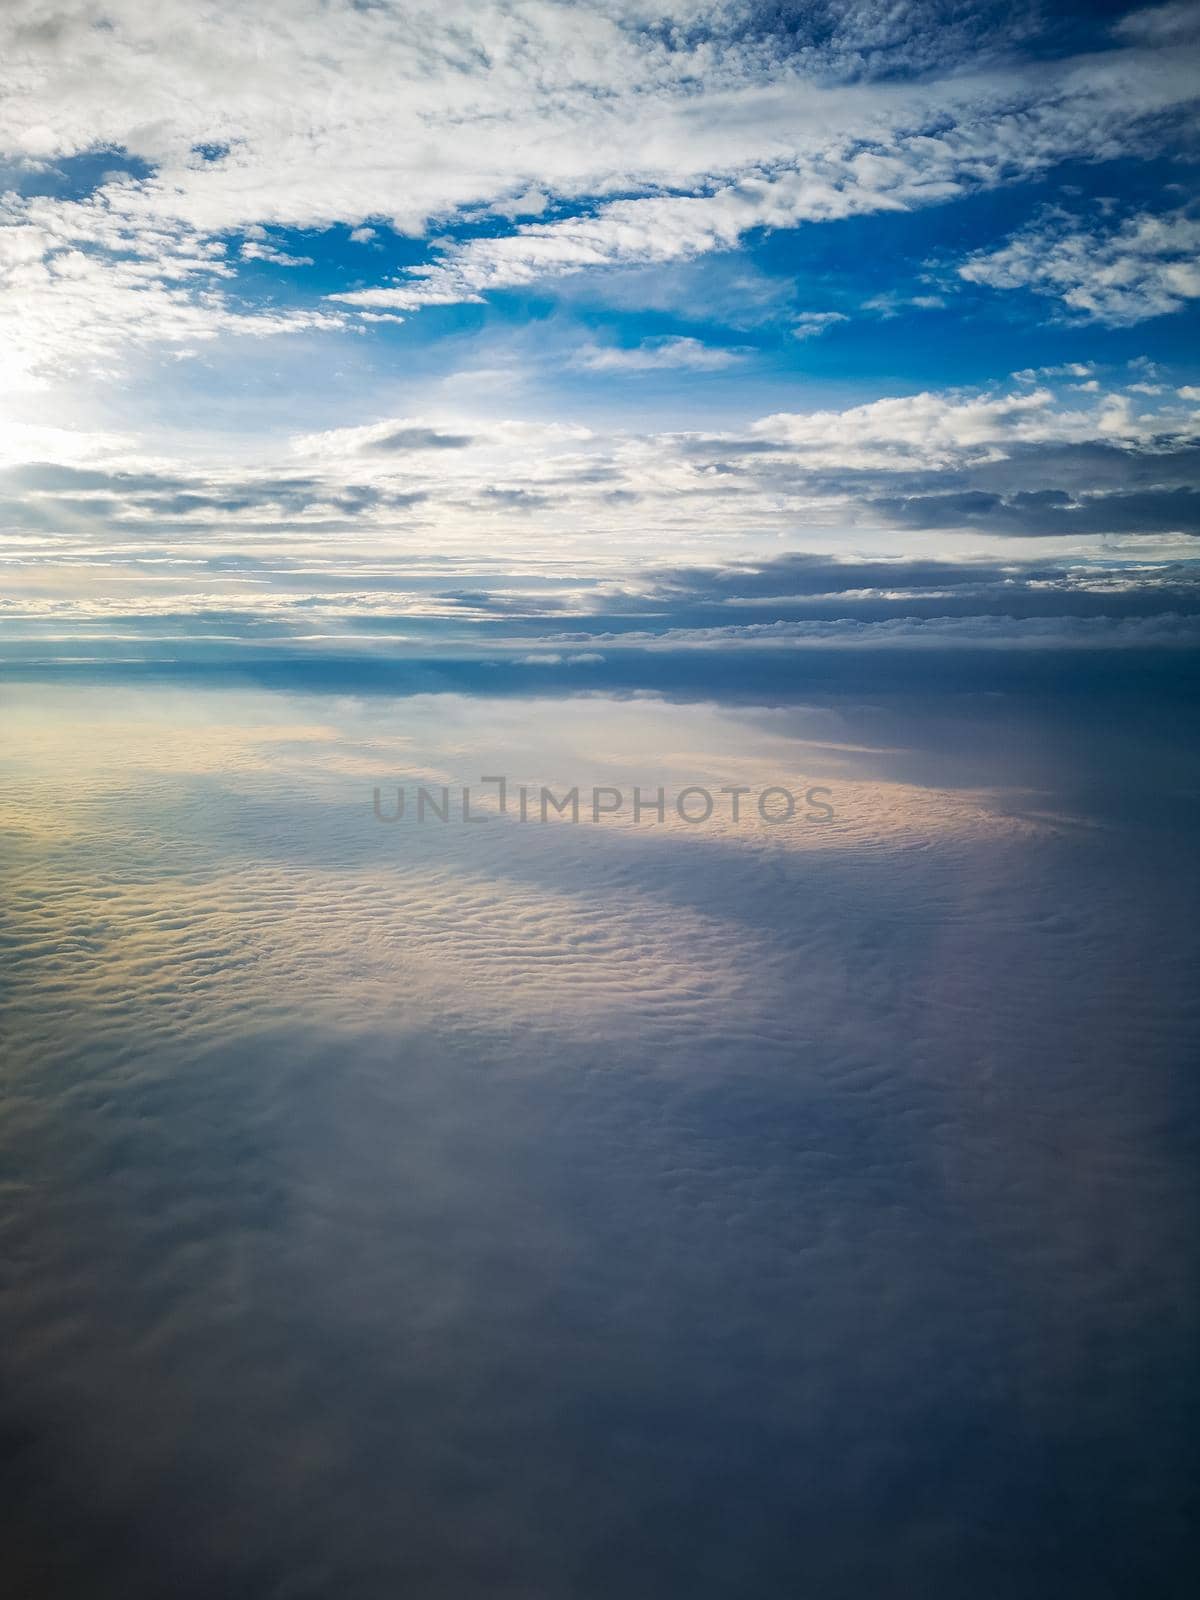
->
0 470 429 533
665 437 1200 534
650 553 1044 598
874 487 1200 536
0 462 189 493
678 435 787 457
367 427 476 452
480 487 553 509
967 440 1200 494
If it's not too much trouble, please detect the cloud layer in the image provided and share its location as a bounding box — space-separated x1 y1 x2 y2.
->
2 675 1197 1595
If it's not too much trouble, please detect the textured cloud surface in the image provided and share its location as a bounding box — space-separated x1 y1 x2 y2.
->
2 674 1198 1597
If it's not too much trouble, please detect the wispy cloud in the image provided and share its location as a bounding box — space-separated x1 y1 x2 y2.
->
572 337 744 372
960 207 1200 325
790 312 848 340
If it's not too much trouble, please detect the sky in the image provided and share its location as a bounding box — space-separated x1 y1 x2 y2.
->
2 4 1199 1598
1 0 1199 661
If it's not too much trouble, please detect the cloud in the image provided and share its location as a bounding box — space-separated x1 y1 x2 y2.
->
1114 2 1200 45
748 385 1137 468
3 663 1197 1594
791 312 848 340
0 2 1196 381
960 207 1200 325
573 336 743 372
240 235 314 267
2 377 1195 574
2 12 1199 1590
872 487 1200 537
488 188 550 220
368 426 477 453
323 48 1200 316
861 291 945 318
0 191 343 389
5 505 1200 672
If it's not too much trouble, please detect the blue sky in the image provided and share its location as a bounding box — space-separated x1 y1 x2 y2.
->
0 0 1198 659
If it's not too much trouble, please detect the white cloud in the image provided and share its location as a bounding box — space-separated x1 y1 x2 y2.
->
1012 363 1096 382
861 292 945 318
960 208 1200 325
240 239 314 267
791 312 848 340
489 189 550 221
0 0 1192 376
321 42 1200 315
750 386 1114 468
2 379 1194 579
0 190 343 389
573 336 743 371
1114 2 1200 45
